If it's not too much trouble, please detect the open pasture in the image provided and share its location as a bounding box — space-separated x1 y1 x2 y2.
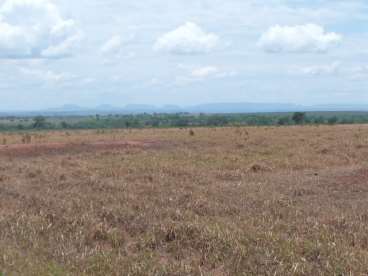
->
1 125 368 275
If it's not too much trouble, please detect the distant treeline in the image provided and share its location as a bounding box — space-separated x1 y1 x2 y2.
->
1 112 368 131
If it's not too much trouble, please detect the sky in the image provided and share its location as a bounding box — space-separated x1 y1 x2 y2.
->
0 0 368 110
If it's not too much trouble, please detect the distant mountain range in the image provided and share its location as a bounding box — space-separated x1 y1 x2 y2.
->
2 103 368 116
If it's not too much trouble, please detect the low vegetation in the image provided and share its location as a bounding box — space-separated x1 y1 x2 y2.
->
1 125 368 275
2 111 368 131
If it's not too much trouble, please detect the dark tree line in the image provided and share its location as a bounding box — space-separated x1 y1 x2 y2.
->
0 112 367 132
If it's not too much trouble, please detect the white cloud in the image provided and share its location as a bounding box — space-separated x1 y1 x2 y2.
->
173 65 237 86
259 24 342 53
189 65 237 80
295 62 368 81
100 34 136 64
299 62 340 76
154 22 219 54
101 35 123 55
19 67 75 84
191 66 219 78
192 66 238 79
80 77 95 85
0 0 81 59
349 65 368 81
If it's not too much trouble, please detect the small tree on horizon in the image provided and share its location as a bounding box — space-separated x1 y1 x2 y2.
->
32 116 47 129
277 116 292 126
292 112 306 125
328 116 339 125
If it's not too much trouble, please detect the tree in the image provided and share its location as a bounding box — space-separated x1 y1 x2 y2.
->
328 116 339 125
32 116 47 129
277 116 291 125
60 121 69 129
313 116 325 125
292 112 306 125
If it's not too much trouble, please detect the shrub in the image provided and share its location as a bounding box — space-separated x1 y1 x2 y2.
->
33 116 47 129
328 116 339 125
292 112 306 125
21 134 32 144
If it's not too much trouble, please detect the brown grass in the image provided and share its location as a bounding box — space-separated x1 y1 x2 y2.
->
1 125 368 275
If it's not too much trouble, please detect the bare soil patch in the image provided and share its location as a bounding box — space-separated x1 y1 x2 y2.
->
0 140 161 157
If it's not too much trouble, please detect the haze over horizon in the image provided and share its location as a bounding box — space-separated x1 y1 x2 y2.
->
0 0 368 110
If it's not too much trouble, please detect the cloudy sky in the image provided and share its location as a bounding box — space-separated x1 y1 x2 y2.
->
0 0 368 110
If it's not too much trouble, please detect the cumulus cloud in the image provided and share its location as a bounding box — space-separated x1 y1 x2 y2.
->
154 22 219 54
259 24 342 53
0 0 81 59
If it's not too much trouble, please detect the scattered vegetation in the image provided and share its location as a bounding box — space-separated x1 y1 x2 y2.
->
2 111 368 132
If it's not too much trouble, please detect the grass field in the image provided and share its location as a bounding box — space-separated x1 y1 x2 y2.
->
1 125 368 275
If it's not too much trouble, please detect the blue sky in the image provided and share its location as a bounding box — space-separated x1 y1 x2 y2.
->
0 0 368 110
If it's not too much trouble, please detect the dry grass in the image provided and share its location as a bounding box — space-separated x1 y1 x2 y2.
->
1 125 368 275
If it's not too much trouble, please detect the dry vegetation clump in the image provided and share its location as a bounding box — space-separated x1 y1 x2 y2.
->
248 162 273 173
1 125 368 275
21 133 32 144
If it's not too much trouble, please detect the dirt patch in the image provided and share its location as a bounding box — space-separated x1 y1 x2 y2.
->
327 168 368 192
295 167 368 202
0 140 161 158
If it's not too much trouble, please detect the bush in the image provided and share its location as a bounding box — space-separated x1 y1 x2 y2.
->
33 116 47 129
328 116 339 125
277 116 291 125
292 112 306 125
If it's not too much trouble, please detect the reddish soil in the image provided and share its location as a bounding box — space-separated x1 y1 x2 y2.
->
327 168 368 195
0 140 160 157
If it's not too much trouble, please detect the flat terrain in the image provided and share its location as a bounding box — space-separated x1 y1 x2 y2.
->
1 125 368 275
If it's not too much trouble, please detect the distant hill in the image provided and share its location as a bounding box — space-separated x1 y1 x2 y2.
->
2 102 368 117
187 103 302 113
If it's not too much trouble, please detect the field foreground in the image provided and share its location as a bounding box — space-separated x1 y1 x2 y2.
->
1 125 368 275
